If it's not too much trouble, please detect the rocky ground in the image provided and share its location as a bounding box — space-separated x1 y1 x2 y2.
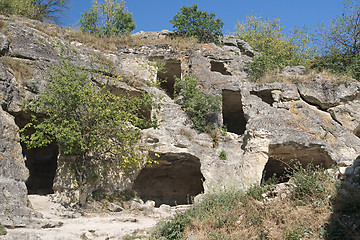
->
2 195 183 240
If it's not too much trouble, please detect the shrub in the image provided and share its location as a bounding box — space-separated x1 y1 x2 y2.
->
170 4 223 43
0 0 69 23
286 163 334 205
235 15 314 80
79 0 135 36
219 150 227 160
174 74 220 133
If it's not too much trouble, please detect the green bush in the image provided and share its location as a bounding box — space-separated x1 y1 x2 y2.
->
174 74 220 133
170 4 223 43
235 15 314 80
0 0 69 23
219 150 227 160
79 0 135 36
286 163 334 205
151 189 244 240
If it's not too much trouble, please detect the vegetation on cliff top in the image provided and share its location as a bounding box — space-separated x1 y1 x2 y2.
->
169 4 224 44
79 0 135 36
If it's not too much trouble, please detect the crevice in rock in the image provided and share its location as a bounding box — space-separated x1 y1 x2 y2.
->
262 142 334 183
297 88 343 126
297 88 325 110
222 90 247 135
354 125 360 138
157 59 181 98
210 61 231 75
12 111 58 195
250 90 275 105
132 152 204 207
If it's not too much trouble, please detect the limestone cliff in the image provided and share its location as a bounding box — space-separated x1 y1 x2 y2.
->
1 15 360 226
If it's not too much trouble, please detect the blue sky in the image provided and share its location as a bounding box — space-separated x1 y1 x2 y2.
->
62 0 345 34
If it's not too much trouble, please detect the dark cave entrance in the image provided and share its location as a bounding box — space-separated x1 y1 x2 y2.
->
250 90 275 105
262 143 333 183
157 59 181 98
132 153 204 207
222 90 247 135
14 112 58 195
210 61 232 75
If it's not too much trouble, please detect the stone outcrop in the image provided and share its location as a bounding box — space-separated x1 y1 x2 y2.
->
1 14 360 227
0 106 32 227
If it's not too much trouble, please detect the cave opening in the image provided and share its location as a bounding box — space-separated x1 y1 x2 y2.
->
157 59 181 98
132 153 204 207
250 90 275 105
210 61 232 75
262 143 333 183
222 90 247 135
14 112 58 195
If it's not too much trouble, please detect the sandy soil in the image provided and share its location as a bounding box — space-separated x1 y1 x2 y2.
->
2 195 175 240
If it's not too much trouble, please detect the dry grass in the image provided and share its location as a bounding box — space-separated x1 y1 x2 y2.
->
1 56 34 83
0 18 7 34
151 163 360 240
182 197 330 240
252 69 356 84
64 30 198 52
28 21 198 53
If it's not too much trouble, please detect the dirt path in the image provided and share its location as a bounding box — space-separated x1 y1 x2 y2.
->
3 195 178 240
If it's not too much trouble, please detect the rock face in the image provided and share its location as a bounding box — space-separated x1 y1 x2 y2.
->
1 15 360 226
0 106 32 227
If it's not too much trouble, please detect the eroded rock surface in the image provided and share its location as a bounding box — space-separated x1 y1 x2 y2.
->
1 14 360 229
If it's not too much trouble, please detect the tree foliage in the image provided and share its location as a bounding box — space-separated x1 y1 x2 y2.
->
21 46 156 204
315 0 360 79
79 0 135 36
0 0 69 23
235 15 314 80
170 4 224 43
174 74 220 133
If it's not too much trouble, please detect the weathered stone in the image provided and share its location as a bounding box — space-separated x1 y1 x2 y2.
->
7 23 57 61
132 30 173 40
328 100 360 136
0 59 7 81
0 106 32 227
281 66 306 76
0 32 9 55
298 77 360 109
339 166 354 175
107 203 123 212
1 14 360 227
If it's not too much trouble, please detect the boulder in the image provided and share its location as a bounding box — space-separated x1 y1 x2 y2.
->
298 77 360 109
281 66 306 76
328 100 360 136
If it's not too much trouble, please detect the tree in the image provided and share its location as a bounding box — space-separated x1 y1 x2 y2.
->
315 0 360 79
321 0 360 55
170 4 224 43
79 0 135 36
0 0 69 23
21 48 156 205
235 15 314 80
